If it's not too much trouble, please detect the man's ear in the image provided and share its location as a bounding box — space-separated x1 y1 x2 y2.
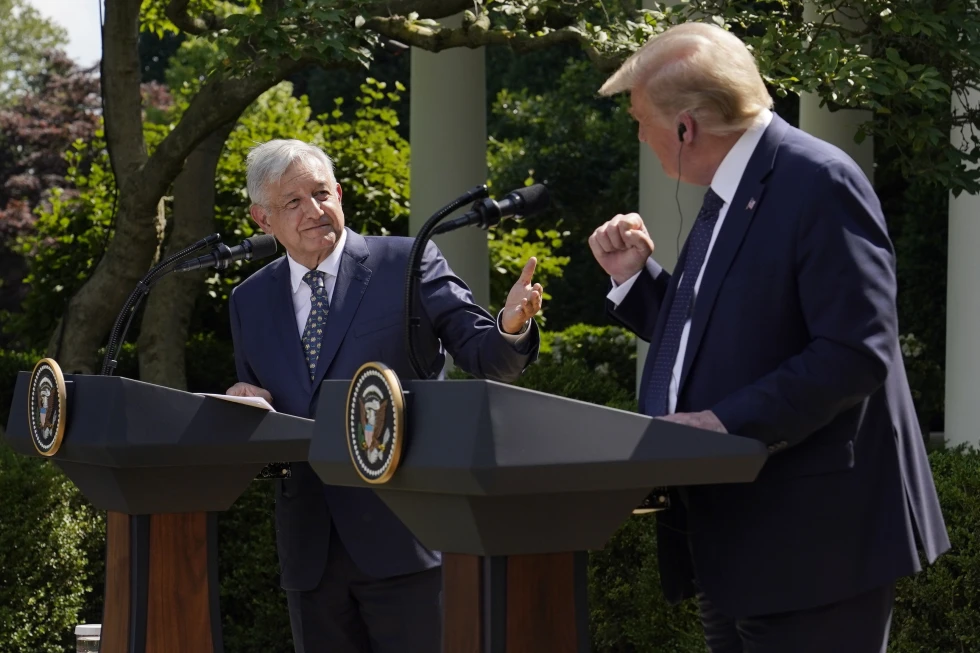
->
335 182 343 202
250 204 272 234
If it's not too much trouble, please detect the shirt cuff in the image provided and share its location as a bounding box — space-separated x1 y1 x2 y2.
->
496 309 532 345
606 270 642 307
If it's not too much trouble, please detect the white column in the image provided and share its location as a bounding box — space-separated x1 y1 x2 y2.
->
798 98 874 181
945 90 980 447
409 16 488 307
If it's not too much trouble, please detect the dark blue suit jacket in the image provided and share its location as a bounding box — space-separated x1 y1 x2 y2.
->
230 229 539 591
611 114 949 618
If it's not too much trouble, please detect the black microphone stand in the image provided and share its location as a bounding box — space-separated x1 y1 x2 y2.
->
404 184 490 379
100 234 222 376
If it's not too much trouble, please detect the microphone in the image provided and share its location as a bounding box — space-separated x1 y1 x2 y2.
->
174 234 278 272
431 184 550 235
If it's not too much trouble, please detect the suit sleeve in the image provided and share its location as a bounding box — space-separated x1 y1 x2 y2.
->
607 258 672 342
229 287 261 386
418 240 539 382
711 162 895 448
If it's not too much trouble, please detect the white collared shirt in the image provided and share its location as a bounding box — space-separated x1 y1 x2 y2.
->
287 228 348 336
608 109 774 414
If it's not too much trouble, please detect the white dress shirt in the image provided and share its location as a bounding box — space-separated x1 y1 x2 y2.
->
608 109 773 414
287 228 348 336
286 228 531 348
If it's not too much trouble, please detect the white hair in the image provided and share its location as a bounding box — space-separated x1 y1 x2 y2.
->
246 139 336 207
599 22 773 136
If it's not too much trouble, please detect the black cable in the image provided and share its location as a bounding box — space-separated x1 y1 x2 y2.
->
675 141 684 256
100 234 221 376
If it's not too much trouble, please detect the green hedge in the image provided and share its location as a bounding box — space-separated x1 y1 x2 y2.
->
1 325 979 651
0 443 104 653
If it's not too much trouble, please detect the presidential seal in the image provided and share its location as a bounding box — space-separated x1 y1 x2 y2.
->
28 358 67 457
346 362 405 484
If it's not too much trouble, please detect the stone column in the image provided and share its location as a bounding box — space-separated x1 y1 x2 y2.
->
409 16 489 307
945 90 980 447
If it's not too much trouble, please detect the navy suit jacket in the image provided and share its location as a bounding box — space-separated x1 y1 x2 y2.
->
611 114 949 618
230 229 539 591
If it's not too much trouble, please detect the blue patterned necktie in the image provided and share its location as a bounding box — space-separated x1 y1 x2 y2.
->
644 188 725 417
301 269 330 380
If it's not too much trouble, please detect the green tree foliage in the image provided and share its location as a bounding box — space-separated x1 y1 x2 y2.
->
712 0 980 195
0 0 68 104
488 57 637 328
7 134 119 351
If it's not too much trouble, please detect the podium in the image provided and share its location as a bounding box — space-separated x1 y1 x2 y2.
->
4 372 768 653
4 373 313 653
312 379 768 653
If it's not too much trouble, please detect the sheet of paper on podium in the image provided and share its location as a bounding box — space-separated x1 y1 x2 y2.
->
195 393 276 412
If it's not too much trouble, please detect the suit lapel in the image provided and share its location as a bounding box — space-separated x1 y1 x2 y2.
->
313 229 372 386
676 115 790 398
267 257 311 392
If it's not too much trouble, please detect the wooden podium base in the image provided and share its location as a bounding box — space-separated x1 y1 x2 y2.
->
443 552 590 653
97 513 587 653
100 511 222 653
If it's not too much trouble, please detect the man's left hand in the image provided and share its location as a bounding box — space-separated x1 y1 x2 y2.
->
501 257 544 334
658 410 727 433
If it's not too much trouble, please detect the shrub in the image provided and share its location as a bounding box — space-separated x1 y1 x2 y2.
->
890 446 980 651
538 323 637 396
589 516 703 653
0 442 104 653
217 482 292 653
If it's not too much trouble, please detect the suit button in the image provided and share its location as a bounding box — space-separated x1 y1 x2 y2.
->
363 513 372 522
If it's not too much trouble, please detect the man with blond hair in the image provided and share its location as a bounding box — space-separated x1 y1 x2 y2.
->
227 139 543 652
590 22 949 652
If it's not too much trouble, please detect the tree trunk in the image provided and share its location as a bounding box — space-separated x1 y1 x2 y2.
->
137 123 234 390
45 0 155 373
46 0 296 374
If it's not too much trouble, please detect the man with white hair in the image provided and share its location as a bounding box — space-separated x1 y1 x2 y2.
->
589 22 949 652
227 139 542 652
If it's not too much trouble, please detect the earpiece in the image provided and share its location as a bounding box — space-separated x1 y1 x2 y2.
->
677 123 687 142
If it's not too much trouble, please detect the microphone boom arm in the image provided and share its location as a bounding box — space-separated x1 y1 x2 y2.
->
99 233 221 376
404 184 490 379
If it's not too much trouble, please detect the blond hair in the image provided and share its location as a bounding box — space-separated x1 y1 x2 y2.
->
599 22 773 135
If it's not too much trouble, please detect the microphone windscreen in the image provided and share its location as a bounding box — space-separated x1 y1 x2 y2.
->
248 234 278 260
511 184 550 215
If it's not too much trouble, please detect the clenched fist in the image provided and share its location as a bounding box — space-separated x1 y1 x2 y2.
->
588 213 655 285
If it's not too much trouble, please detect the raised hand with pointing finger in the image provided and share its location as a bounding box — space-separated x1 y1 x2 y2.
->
500 256 544 334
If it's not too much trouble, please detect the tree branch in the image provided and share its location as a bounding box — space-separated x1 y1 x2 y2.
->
365 17 620 72
138 57 306 211
102 0 146 188
368 0 474 20
165 0 224 35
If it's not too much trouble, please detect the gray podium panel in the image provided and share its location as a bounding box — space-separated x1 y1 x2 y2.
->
5 373 313 513
311 379 767 555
